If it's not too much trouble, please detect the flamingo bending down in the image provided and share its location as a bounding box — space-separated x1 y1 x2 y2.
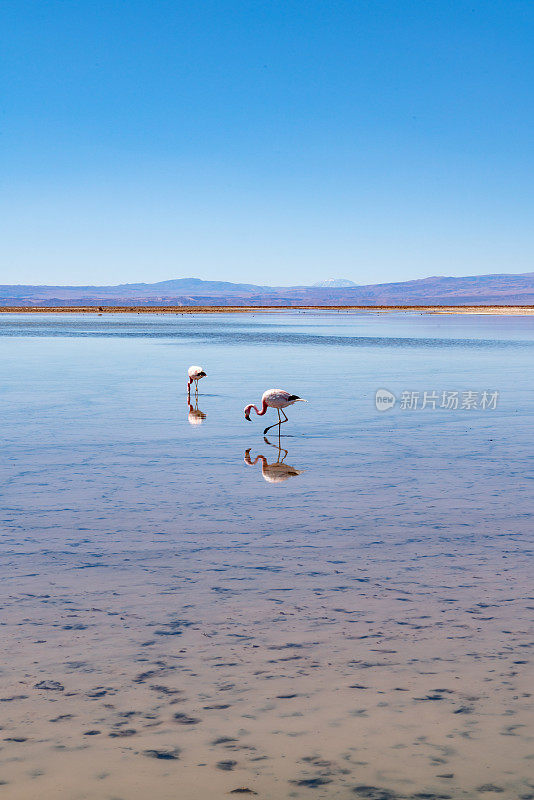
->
244 389 307 435
187 365 207 395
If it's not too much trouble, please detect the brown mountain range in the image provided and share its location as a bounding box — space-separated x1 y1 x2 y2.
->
1 273 533 307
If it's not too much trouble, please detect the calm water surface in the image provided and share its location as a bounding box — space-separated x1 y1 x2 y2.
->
0 312 532 800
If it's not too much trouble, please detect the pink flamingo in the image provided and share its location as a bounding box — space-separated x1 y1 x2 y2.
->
187 365 207 396
244 389 307 435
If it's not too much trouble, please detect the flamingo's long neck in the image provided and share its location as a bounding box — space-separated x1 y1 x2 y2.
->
244 451 267 468
187 377 193 392
246 399 268 417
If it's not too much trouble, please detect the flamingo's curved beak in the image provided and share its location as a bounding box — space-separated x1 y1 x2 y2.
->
244 413 251 421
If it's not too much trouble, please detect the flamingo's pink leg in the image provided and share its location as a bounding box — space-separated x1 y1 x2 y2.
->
264 408 289 436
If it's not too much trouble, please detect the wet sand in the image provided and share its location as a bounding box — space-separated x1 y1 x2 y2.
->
1 511 532 800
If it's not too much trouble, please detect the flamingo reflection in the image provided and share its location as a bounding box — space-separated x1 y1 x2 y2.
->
244 437 303 483
187 394 206 425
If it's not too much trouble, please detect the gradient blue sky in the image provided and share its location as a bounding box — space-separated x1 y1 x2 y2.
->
1 0 533 286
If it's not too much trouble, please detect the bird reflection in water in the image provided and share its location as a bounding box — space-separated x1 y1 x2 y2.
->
244 436 303 483
187 395 206 425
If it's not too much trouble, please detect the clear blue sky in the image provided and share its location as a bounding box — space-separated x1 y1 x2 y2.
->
1 0 533 286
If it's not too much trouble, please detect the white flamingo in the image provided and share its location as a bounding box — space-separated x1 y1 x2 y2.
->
244 389 307 435
187 365 207 396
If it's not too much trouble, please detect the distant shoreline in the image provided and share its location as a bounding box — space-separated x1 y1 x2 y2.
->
0 305 533 315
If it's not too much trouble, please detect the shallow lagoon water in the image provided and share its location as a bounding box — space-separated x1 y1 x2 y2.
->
0 312 532 800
